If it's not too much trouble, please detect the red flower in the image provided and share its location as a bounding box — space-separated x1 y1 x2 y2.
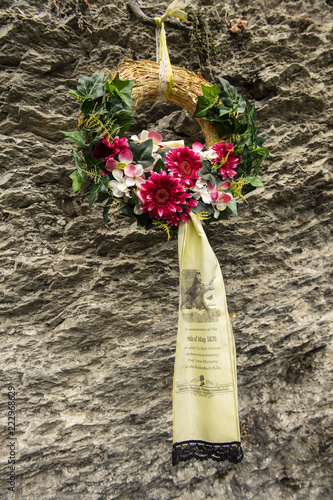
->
211 141 241 180
138 171 198 226
165 146 202 187
91 135 129 161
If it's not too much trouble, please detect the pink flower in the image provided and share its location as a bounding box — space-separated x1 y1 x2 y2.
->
92 135 129 161
210 141 241 180
131 130 163 152
165 145 202 187
123 163 145 187
208 181 233 217
105 149 133 172
138 170 198 226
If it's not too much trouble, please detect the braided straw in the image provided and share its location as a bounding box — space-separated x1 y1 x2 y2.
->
108 59 220 148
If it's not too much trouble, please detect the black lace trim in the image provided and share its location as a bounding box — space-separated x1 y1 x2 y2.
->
172 440 243 466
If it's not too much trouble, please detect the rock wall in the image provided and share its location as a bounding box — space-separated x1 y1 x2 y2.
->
0 0 332 498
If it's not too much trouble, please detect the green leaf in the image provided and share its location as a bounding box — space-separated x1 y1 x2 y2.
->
83 153 104 170
136 213 151 227
103 196 113 223
62 129 88 147
251 146 270 155
227 197 238 217
251 177 264 187
201 84 220 100
191 200 215 215
193 95 216 118
218 106 232 117
153 158 167 173
156 146 171 158
218 77 245 113
69 147 86 192
77 72 105 101
105 73 135 108
211 207 232 223
129 139 154 169
69 89 86 102
85 175 109 209
70 170 86 192
198 160 217 186
243 175 264 187
119 205 136 218
81 98 101 116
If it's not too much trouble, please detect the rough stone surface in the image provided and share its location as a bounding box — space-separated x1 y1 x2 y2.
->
0 0 332 499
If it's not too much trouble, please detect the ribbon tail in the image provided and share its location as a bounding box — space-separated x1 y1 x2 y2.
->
173 214 243 465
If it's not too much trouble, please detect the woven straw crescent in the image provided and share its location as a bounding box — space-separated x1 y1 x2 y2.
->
109 59 220 148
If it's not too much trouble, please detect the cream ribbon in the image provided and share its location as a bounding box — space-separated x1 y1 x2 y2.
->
155 0 188 101
173 213 242 464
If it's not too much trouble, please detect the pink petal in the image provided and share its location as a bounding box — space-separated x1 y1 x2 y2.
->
136 189 145 202
148 131 163 144
207 181 216 191
105 158 118 172
119 149 133 164
124 164 136 177
192 142 203 152
220 181 231 189
221 193 232 203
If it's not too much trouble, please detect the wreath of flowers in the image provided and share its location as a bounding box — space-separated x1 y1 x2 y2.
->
64 71 270 236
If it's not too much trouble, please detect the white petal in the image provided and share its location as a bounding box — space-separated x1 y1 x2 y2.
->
125 176 136 187
201 192 212 204
135 164 144 176
112 169 124 181
139 130 149 141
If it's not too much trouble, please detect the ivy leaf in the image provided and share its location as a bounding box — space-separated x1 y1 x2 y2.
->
218 77 245 113
250 176 264 187
70 170 86 193
244 176 264 187
218 106 232 117
212 207 232 222
191 200 215 215
83 153 104 170
62 129 88 147
69 147 86 192
103 196 113 223
85 175 109 209
194 95 216 118
153 158 167 173
81 98 101 116
198 160 217 186
77 72 105 101
119 204 136 218
69 89 86 102
136 212 151 227
129 139 154 169
227 197 238 217
105 73 135 108
201 84 220 101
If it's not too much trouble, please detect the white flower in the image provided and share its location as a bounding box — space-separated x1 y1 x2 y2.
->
108 170 130 198
191 179 212 204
